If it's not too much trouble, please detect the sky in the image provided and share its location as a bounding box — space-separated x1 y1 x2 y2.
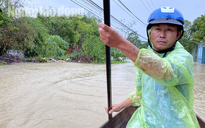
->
24 0 205 41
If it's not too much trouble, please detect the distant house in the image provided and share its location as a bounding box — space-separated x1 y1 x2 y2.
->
196 41 205 64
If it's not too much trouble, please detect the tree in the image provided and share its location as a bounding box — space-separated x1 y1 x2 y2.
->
190 14 205 41
82 34 105 63
42 35 70 57
139 42 148 49
37 14 74 43
0 7 11 28
24 17 50 57
179 20 199 53
0 8 12 55
126 31 148 49
127 32 141 47
0 17 35 55
0 0 29 55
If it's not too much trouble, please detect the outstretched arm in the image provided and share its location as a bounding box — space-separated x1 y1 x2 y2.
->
98 23 140 62
98 23 176 82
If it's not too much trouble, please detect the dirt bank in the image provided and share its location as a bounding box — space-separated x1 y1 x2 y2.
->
0 54 92 65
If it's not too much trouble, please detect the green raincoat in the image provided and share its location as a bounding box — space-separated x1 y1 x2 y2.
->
126 41 200 128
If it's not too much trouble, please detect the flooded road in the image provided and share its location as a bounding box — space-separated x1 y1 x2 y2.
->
0 61 204 128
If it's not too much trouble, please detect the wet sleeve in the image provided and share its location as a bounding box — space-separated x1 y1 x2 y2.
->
127 68 142 106
133 48 194 87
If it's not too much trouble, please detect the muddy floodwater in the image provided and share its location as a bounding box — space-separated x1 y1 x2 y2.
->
0 61 204 128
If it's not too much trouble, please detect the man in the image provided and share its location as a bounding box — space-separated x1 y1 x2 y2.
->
99 6 200 128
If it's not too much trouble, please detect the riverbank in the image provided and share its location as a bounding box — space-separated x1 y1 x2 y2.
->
0 54 93 65
0 54 128 66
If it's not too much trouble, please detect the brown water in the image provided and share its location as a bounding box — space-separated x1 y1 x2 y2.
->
0 62 204 128
193 62 205 120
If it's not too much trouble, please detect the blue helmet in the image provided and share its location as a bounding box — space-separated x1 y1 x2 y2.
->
147 6 184 26
146 6 184 56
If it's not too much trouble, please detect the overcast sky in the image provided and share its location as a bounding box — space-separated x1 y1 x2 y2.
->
25 0 205 41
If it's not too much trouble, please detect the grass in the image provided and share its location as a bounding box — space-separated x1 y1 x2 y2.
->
55 54 71 60
111 60 128 64
0 60 6 66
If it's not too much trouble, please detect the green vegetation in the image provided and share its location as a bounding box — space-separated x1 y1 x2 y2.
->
0 0 205 64
0 60 6 65
191 15 205 41
126 32 148 49
0 0 129 64
179 20 198 53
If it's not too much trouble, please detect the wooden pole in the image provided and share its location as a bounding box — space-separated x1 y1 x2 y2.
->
103 0 112 120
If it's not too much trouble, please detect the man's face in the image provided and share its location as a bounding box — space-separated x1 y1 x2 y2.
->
150 24 181 52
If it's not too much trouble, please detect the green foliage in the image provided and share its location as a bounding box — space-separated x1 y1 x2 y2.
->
57 54 71 60
0 0 34 56
80 15 101 36
0 6 12 55
23 17 50 57
37 14 74 43
48 35 70 50
191 14 205 41
0 8 11 27
127 32 141 48
179 20 199 53
0 4 140 64
73 32 81 43
73 15 107 63
0 60 6 66
139 42 148 49
126 31 148 49
111 48 126 61
0 17 35 55
35 14 138 63
82 34 105 63
1 0 204 64
42 35 70 58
